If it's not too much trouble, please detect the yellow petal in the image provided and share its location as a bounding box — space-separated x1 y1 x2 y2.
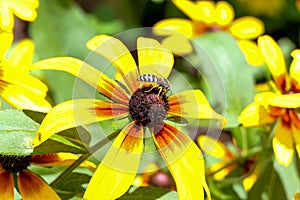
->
83 122 143 200
291 124 300 159
137 37 174 78
18 170 61 200
31 153 96 170
0 0 38 31
7 0 39 20
238 40 264 66
258 35 287 90
197 135 230 159
172 0 215 22
238 102 277 127
290 49 300 90
209 161 234 180
0 2 14 30
7 39 34 70
229 17 264 39
242 172 257 192
160 34 193 55
295 192 300 200
33 99 128 146
268 93 300 108
0 72 51 112
168 90 227 128
153 18 194 38
0 84 51 112
86 35 138 93
273 119 294 167
195 1 216 23
31 57 129 104
0 170 14 200
0 31 13 58
215 1 234 26
153 123 211 200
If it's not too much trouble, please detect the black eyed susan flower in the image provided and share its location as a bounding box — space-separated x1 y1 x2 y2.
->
0 153 95 199
239 35 300 167
0 31 51 112
31 35 227 199
153 0 265 66
0 0 39 31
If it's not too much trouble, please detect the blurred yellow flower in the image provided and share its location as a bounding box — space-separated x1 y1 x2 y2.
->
0 31 51 112
153 0 265 66
239 35 300 167
0 0 39 31
198 135 257 191
297 0 300 12
0 153 95 200
133 162 176 190
295 192 300 200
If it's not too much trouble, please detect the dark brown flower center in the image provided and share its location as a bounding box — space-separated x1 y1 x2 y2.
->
129 85 169 126
0 155 31 173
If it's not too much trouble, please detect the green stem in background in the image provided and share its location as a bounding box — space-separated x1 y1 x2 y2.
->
240 127 248 156
50 129 121 188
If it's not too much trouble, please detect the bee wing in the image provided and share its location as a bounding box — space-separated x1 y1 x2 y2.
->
138 66 163 78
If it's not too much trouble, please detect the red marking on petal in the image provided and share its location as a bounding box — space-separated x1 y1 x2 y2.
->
153 123 189 149
269 106 285 117
119 122 143 152
31 154 60 164
93 101 128 118
276 74 287 92
289 109 300 129
0 170 14 200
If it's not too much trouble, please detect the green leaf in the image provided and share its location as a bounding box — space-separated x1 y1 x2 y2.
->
191 32 255 127
0 109 39 155
248 148 287 200
23 109 47 124
32 126 91 155
33 133 88 155
274 158 300 200
54 172 91 200
118 187 171 200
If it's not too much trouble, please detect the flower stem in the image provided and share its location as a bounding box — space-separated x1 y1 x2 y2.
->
50 129 121 188
240 127 248 155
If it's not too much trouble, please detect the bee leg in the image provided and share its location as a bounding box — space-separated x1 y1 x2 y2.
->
145 85 158 93
157 87 165 97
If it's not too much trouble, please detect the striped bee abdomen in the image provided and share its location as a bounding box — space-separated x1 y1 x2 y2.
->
137 74 159 83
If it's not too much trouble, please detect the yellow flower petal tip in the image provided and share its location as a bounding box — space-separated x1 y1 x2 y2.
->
230 17 264 39
0 0 39 31
273 137 294 167
215 1 234 26
242 173 257 192
32 132 43 147
198 135 228 158
238 40 264 66
258 35 287 89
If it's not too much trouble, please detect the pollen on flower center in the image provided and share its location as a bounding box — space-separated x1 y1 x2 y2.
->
129 85 169 126
0 155 31 173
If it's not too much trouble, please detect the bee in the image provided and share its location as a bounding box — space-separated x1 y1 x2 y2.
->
137 74 171 96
